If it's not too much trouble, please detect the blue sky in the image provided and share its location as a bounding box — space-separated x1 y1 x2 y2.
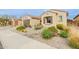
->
0 9 79 19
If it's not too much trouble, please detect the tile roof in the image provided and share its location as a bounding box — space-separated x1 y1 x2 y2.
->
73 14 79 19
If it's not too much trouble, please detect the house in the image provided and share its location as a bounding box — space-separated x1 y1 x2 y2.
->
21 15 41 28
41 9 68 27
21 9 68 28
73 14 79 26
10 17 22 26
67 19 75 26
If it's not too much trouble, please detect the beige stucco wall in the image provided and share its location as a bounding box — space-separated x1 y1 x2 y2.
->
41 10 67 27
22 16 41 28
21 16 31 26
52 10 67 26
30 18 40 28
18 20 22 26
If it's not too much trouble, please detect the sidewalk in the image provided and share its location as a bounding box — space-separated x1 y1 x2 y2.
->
0 27 55 49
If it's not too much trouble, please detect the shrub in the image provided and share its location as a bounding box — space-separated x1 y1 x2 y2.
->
16 26 26 32
59 30 68 38
42 29 52 39
48 26 58 33
47 26 58 36
16 26 25 30
68 36 79 49
56 24 69 33
56 24 64 30
34 24 43 30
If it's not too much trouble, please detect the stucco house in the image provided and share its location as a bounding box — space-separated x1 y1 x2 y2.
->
67 14 79 26
21 15 41 28
21 9 68 28
67 19 75 26
41 9 68 27
10 17 22 26
73 14 79 26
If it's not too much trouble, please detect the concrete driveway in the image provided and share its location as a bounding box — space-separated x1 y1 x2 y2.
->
0 27 55 49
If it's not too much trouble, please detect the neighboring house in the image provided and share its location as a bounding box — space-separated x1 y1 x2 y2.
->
17 19 22 26
10 17 16 26
21 16 41 28
67 19 75 26
41 9 68 27
67 14 79 27
73 14 79 26
10 17 22 26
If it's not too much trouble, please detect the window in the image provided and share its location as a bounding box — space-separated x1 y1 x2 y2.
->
59 16 63 22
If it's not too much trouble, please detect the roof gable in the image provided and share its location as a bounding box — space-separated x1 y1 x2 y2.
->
41 10 58 16
73 14 79 19
49 9 67 13
41 9 68 16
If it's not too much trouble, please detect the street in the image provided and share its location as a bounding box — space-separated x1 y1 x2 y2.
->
0 27 55 49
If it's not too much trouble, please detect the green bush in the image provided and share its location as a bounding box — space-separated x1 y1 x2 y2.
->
34 24 43 30
48 26 58 33
16 26 25 30
47 26 58 36
56 24 64 30
16 26 26 32
59 30 68 38
42 29 52 39
68 36 79 49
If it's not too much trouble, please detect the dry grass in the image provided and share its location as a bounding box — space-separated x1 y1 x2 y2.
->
68 27 79 48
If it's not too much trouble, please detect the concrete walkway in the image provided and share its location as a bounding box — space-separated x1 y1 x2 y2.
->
0 27 55 49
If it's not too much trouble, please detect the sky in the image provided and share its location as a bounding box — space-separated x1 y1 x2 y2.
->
0 9 79 19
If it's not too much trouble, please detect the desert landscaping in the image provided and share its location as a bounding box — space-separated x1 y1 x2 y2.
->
0 9 79 49
13 24 79 49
